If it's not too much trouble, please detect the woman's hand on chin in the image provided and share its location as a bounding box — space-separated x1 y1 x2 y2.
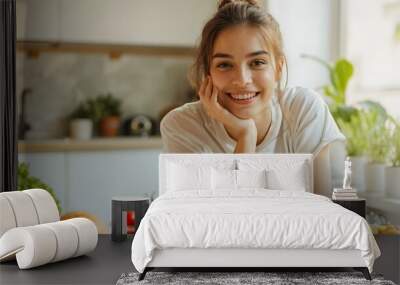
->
199 76 257 151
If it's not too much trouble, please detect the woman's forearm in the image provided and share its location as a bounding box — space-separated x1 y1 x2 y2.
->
313 144 332 196
234 130 257 153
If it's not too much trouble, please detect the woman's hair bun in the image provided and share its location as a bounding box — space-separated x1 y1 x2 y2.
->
218 0 261 10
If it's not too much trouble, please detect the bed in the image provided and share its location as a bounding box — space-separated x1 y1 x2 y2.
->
131 154 380 281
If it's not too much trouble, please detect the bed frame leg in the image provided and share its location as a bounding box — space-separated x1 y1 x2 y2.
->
138 268 148 281
354 267 371 280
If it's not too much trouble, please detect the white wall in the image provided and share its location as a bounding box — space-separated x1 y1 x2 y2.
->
267 0 336 90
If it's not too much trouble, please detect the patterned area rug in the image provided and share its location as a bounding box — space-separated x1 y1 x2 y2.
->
116 271 396 285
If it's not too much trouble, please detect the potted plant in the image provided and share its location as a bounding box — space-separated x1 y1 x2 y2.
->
301 55 358 122
364 110 391 195
96 94 122 137
386 119 400 199
69 100 94 140
69 93 122 138
336 110 369 192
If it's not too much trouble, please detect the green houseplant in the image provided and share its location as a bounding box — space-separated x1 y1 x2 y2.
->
18 162 62 214
336 111 369 157
69 93 122 138
96 94 122 137
385 119 400 199
390 122 400 167
301 55 358 122
363 110 391 194
336 109 373 192
69 98 97 140
364 111 391 164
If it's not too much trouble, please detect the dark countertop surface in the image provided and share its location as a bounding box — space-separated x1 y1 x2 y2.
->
0 235 134 285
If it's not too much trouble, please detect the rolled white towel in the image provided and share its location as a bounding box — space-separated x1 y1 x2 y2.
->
63 218 98 257
0 196 17 237
42 221 79 263
0 218 98 269
24 189 60 224
0 225 57 269
0 191 39 227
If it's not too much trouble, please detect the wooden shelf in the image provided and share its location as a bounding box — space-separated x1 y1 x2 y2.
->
16 41 197 58
18 137 163 153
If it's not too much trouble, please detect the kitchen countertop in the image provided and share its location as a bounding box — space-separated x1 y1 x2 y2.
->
18 136 163 153
0 235 134 285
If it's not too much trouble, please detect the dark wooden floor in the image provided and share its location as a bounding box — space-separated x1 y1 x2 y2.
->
0 235 134 285
1 234 397 284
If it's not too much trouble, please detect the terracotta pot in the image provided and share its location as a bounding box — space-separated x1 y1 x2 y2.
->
365 163 386 195
100 116 120 137
385 167 400 199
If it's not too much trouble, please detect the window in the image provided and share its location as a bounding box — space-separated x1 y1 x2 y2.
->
340 0 400 117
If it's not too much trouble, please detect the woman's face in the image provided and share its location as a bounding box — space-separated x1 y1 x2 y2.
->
209 25 281 119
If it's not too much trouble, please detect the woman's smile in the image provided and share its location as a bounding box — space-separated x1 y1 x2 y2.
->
224 91 261 104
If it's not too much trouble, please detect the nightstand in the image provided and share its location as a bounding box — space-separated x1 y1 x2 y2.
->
111 196 150 242
332 198 366 218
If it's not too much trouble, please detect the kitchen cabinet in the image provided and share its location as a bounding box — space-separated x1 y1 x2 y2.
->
66 150 160 230
18 148 161 233
17 0 216 46
18 152 67 210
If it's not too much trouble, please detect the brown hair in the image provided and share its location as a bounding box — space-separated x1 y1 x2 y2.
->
189 0 287 91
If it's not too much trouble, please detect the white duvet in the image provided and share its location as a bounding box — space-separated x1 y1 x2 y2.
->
131 189 380 273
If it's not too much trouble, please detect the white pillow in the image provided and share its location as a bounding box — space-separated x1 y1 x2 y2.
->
236 169 268 188
212 168 237 190
266 167 307 191
167 162 212 191
238 159 309 192
212 168 268 190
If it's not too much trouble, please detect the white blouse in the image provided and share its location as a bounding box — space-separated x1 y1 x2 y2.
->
160 87 345 156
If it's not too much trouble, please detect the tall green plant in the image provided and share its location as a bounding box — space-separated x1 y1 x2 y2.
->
302 55 354 106
388 119 400 167
363 110 391 164
336 110 368 156
18 162 62 213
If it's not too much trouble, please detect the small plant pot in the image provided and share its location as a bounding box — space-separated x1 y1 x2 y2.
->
100 116 120 137
385 167 400 199
70 119 93 140
365 163 386 195
349 156 367 192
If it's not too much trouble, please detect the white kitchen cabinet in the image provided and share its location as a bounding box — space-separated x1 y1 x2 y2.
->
18 152 67 211
17 0 216 46
19 149 161 232
66 150 160 230
16 0 60 41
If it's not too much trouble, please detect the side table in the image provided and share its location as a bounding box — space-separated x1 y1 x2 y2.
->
332 198 366 218
111 196 150 242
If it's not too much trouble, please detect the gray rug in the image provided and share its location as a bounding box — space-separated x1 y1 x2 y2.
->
116 271 396 285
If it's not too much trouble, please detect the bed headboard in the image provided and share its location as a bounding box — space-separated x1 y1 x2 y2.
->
159 153 314 195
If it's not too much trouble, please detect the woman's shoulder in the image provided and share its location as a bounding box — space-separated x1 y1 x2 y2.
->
279 87 325 112
278 87 327 125
160 101 206 132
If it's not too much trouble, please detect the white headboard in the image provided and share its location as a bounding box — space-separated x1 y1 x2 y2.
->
159 153 313 195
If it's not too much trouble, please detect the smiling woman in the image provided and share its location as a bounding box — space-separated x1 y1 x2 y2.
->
160 0 345 195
